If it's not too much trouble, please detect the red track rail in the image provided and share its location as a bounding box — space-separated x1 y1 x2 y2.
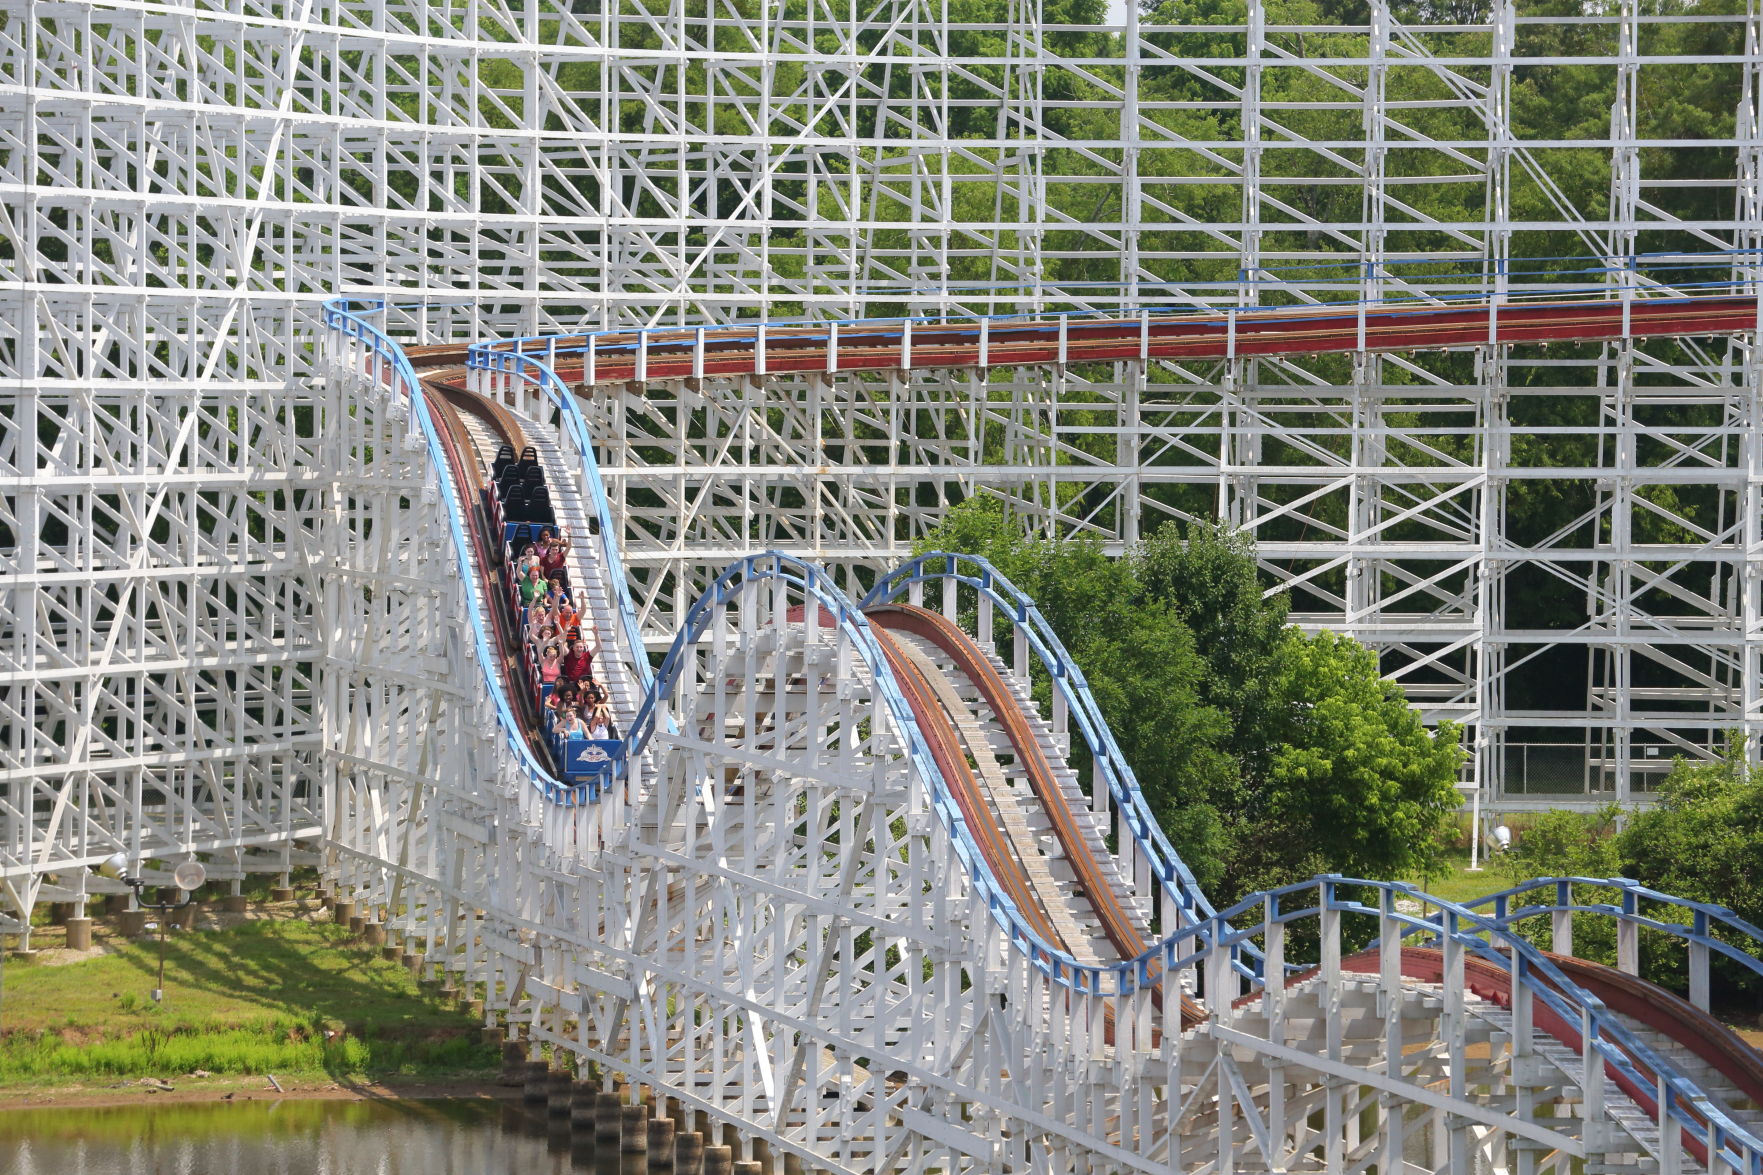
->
521 295 1758 387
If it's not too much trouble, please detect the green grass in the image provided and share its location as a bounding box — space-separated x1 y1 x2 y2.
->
1401 852 1509 907
0 918 497 1085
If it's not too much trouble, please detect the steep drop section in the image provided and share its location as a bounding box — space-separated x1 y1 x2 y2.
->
867 603 1207 1029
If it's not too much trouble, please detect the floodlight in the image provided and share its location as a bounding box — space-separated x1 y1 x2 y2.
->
172 862 206 892
97 852 130 882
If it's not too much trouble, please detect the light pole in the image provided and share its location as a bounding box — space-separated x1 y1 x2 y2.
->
97 855 206 1003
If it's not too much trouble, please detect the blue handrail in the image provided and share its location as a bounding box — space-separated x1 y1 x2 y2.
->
1447 875 1763 982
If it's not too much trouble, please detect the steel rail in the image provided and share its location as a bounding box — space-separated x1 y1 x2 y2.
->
423 385 550 755
866 622 1070 967
1546 953 1763 1143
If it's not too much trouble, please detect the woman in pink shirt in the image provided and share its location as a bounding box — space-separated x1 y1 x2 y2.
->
539 643 563 685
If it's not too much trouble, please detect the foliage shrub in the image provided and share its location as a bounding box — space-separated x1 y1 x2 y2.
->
1495 741 1763 1001
0 1018 493 1082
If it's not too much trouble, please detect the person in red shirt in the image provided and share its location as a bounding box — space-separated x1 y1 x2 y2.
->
540 529 569 577
559 633 600 683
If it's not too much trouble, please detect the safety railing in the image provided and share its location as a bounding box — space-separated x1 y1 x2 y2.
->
322 301 603 855
1446 875 1763 1014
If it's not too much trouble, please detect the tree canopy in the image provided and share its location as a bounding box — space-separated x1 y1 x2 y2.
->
919 499 1464 905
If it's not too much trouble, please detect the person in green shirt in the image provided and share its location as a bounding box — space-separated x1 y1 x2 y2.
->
518 566 547 607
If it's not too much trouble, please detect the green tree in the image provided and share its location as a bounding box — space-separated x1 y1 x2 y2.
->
1252 630 1465 890
1134 522 1289 779
919 500 1465 905
1619 738 1763 934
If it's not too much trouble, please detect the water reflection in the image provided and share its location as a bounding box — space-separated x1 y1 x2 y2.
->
0 1096 636 1175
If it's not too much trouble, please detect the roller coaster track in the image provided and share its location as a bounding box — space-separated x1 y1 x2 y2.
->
478 291 1760 389
322 295 1763 1174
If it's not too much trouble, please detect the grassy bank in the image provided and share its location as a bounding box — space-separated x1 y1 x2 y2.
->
0 911 497 1088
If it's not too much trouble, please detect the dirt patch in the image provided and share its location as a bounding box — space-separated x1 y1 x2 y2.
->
1726 1021 1763 1051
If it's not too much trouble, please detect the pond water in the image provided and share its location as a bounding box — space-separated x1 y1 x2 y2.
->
0 1096 637 1175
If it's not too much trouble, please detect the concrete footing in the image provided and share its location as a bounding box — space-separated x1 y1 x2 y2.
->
493 1055 775 1175
647 1117 676 1168
64 918 92 950
620 1103 649 1151
674 1132 705 1175
594 1092 623 1144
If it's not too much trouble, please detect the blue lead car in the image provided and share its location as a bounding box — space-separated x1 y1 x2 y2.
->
559 736 624 785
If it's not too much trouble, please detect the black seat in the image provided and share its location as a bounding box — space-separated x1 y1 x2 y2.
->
490 444 515 480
